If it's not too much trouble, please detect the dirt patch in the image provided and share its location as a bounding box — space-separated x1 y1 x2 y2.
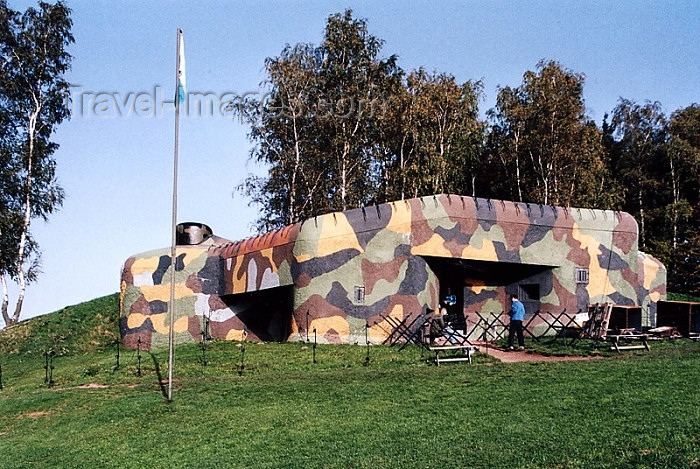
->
24 411 51 419
77 383 109 389
68 382 140 390
158 378 180 385
475 342 603 363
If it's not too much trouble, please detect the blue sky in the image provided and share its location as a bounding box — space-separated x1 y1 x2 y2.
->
5 0 699 323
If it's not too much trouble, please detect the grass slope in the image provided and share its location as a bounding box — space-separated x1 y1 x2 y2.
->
0 293 120 356
0 295 699 468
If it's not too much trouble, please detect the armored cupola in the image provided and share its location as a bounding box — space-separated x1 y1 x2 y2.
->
176 222 213 245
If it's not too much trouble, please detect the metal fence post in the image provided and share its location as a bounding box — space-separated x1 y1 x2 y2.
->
114 338 121 371
363 322 370 366
200 329 208 366
238 343 246 376
44 350 55 388
136 337 142 377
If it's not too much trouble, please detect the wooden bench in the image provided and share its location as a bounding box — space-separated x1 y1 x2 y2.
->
607 334 650 352
429 345 478 365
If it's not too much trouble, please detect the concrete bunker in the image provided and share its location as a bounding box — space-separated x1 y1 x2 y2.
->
119 194 666 349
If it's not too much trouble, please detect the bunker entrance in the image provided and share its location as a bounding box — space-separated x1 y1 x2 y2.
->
221 286 294 342
424 257 554 320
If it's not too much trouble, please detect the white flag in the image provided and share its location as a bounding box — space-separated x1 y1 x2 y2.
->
176 30 186 103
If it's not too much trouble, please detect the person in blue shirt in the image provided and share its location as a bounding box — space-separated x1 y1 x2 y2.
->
507 294 526 350
442 288 457 307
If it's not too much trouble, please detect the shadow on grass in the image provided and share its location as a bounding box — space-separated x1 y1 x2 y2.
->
148 352 168 399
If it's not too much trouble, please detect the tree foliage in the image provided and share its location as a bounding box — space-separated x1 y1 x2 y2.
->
317 10 402 212
237 11 699 295
237 10 483 230
485 60 613 207
610 99 667 249
234 10 402 231
661 104 700 295
0 0 72 326
381 69 483 201
235 43 325 231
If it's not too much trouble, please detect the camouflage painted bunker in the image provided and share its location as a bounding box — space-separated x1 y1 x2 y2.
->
120 194 666 348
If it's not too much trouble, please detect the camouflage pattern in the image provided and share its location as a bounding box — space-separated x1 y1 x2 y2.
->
120 194 666 348
637 251 666 324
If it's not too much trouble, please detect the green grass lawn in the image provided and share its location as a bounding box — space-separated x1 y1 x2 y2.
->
1 295 700 468
1 338 700 469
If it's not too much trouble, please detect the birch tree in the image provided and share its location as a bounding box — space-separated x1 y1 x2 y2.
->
234 43 328 231
667 104 700 249
611 99 666 250
0 1 72 326
487 60 611 208
236 10 401 229
317 9 401 211
393 69 483 198
662 104 700 294
487 86 527 202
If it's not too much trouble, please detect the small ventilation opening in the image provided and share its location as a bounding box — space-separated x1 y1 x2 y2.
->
176 222 213 245
575 268 589 285
353 286 365 304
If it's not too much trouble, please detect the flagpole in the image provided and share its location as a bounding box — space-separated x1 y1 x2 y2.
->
167 28 183 403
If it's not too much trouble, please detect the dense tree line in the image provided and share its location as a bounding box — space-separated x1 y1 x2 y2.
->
235 10 699 295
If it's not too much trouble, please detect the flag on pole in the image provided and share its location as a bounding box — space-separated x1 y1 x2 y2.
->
176 30 186 103
168 28 185 403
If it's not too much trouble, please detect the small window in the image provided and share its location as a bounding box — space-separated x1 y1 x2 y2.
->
575 268 589 285
353 286 365 304
518 284 540 301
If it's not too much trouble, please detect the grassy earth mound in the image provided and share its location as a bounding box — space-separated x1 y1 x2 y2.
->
0 293 119 356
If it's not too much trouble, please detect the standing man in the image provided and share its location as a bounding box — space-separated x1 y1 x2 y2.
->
508 294 526 350
442 287 458 327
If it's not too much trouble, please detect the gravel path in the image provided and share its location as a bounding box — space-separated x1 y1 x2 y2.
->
473 342 602 363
